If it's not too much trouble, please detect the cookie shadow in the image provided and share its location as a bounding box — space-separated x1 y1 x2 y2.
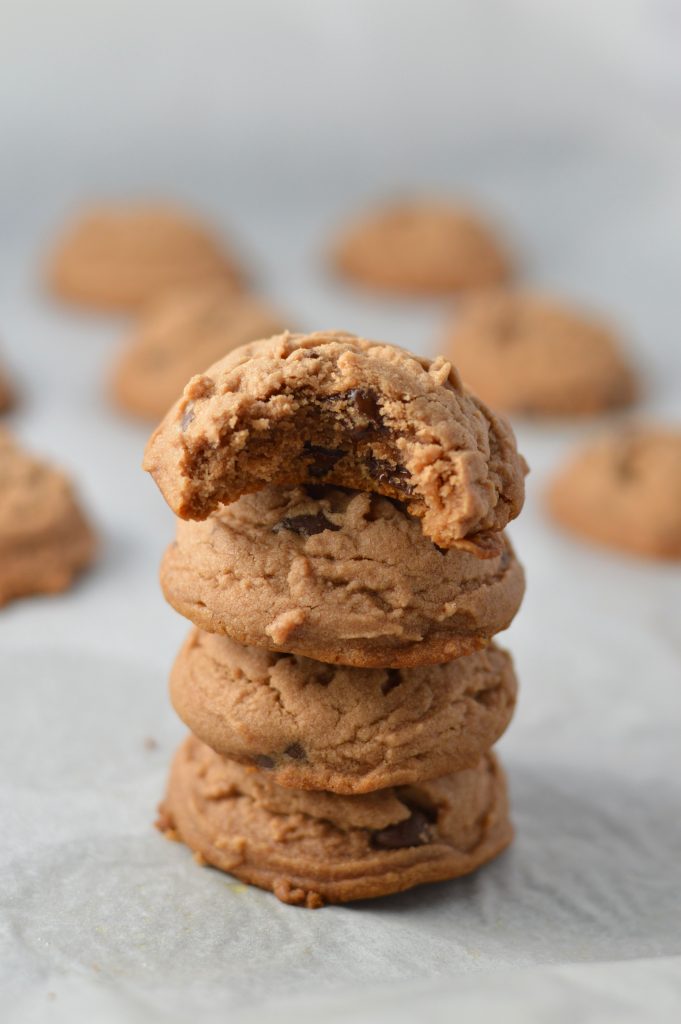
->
349 762 681 966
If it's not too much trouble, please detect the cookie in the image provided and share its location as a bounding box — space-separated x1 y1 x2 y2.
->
444 291 638 416
48 204 243 310
547 426 681 559
111 283 286 420
0 430 96 605
160 485 525 667
143 330 527 551
158 735 512 907
332 201 510 294
170 630 517 793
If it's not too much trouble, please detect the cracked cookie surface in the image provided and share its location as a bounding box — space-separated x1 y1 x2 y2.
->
548 426 681 559
171 630 517 793
48 204 243 310
111 283 286 420
444 291 638 416
0 430 96 605
158 735 512 907
144 330 527 551
160 485 525 667
332 201 511 294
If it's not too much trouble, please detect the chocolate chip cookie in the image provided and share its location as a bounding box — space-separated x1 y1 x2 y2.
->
160 485 525 667
444 291 638 416
0 430 96 605
332 200 511 294
170 630 517 793
144 330 527 551
48 204 243 310
158 735 512 907
548 426 681 559
111 283 286 420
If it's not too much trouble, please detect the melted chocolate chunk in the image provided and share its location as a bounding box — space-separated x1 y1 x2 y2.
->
284 742 306 761
304 442 347 478
349 388 386 440
180 404 195 430
272 512 340 538
370 809 432 850
367 457 413 495
350 388 381 422
381 669 402 696
254 754 275 770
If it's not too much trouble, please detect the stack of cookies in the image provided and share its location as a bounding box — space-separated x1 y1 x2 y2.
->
144 331 527 907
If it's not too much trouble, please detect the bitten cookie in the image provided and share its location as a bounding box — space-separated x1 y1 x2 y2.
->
111 283 286 420
547 426 681 559
144 330 527 551
160 485 525 667
158 735 512 907
332 201 510 294
170 631 517 793
444 291 638 416
0 431 96 605
48 204 243 310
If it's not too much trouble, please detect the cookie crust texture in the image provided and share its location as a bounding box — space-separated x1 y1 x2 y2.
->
160 485 525 667
170 629 518 793
144 330 527 552
159 735 512 907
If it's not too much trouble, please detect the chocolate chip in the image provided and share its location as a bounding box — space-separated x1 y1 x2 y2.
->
367 457 413 495
284 742 306 760
370 809 432 850
381 669 402 695
304 442 347 478
272 512 340 538
254 754 275 769
313 665 336 686
180 404 195 430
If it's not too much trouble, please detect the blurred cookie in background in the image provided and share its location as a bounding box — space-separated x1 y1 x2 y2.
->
48 204 245 311
443 291 638 417
332 200 511 295
111 283 287 421
547 426 681 560
0 430 96 606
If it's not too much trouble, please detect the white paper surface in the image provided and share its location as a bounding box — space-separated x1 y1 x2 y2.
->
1 3 681 1020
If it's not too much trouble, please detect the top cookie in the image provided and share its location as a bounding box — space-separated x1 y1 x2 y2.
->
444 291 638 416
48 204 243 310
332 201 511 294
0 430 96 605
110 283 286 420
547 426 681 560
143 331 527 550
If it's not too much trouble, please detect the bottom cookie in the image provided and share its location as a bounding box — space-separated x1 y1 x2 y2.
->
158 735 512 907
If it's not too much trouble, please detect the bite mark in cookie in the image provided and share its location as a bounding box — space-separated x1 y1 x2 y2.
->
144 330 527 551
